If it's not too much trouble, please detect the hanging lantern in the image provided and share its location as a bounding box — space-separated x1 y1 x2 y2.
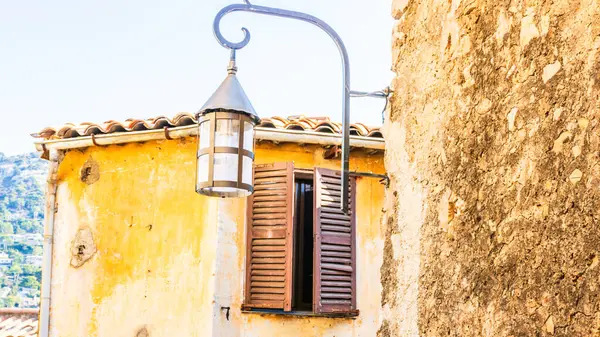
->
195 52 260 198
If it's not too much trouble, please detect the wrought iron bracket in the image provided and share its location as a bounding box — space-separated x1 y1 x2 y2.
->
213 1 388 213
348 171 390 188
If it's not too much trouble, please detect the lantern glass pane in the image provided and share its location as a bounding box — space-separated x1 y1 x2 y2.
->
243 122 254 152
213 153 238 182
199 121 211 149
242 156 253 185
215 119 240 147
196 154 210 183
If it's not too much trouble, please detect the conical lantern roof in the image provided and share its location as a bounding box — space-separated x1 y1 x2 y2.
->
198 57 259 124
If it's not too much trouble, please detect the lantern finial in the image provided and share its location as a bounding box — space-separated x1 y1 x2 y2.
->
227 49 238 75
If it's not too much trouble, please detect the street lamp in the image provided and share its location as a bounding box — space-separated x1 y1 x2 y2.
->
196 0 388 212
195 50 259 198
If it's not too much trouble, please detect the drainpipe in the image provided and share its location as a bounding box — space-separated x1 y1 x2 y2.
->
39 149 60 337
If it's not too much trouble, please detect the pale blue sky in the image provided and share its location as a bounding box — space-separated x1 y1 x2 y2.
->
0 0 393 155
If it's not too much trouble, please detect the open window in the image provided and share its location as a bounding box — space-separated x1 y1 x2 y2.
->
292 174 314 311
243 163 357 316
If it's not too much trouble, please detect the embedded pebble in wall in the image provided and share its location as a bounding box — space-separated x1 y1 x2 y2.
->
552 131 572 153
542 61 562 84
507 108 518 132
569 169 583 184
520 7 540 47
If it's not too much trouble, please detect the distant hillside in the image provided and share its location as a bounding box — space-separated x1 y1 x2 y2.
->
0 153 46 308
0 153 46 235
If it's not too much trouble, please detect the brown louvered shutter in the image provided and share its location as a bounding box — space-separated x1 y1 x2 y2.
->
313 168 357 314
244 162 294 311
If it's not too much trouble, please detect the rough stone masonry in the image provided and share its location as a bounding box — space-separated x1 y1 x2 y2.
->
382 0 600 336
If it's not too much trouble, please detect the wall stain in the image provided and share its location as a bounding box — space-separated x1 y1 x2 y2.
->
80 157 100 185
70 227 96 268
136 326 149 337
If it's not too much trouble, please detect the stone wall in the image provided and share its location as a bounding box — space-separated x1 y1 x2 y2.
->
382 0 600 336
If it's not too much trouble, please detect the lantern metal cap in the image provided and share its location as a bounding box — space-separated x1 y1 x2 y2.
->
198 51 260 125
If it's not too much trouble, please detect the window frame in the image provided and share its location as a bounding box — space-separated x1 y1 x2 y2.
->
243 163 358 317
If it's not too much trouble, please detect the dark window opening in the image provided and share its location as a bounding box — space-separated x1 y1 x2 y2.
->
292 178 314 311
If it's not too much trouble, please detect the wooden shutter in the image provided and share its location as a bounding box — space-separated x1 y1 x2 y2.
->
244 162 294 311
313 168 357 314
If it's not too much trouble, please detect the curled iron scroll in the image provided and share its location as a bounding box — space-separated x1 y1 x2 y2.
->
213 2 253 50
212 1 347 53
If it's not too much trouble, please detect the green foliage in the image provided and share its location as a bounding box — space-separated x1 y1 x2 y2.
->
1 296 17 308
32 246 43 256
0 221 13 234
8 249 24 263
11 244 33 255
15 220 38 234
22 264 41 276
20 276 39 289
8 263 22 275
1 236 14 246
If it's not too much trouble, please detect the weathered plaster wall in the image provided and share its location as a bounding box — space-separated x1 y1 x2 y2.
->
49 138 385 337
383 0 600 335
51 139 218 337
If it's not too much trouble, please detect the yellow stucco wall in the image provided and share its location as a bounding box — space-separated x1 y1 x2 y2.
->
49 137 385 337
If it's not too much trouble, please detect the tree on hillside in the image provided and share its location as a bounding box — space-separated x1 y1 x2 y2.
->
20 276 39 290
2 296 17 308
8 250 23 264
32 246 42 256
0 221 13 234
8 263 22 275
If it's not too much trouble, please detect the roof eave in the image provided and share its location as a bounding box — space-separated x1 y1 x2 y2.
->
34 125 385 154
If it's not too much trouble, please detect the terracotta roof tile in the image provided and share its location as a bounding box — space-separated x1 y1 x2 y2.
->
32 113 383 140
0 309 38 337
